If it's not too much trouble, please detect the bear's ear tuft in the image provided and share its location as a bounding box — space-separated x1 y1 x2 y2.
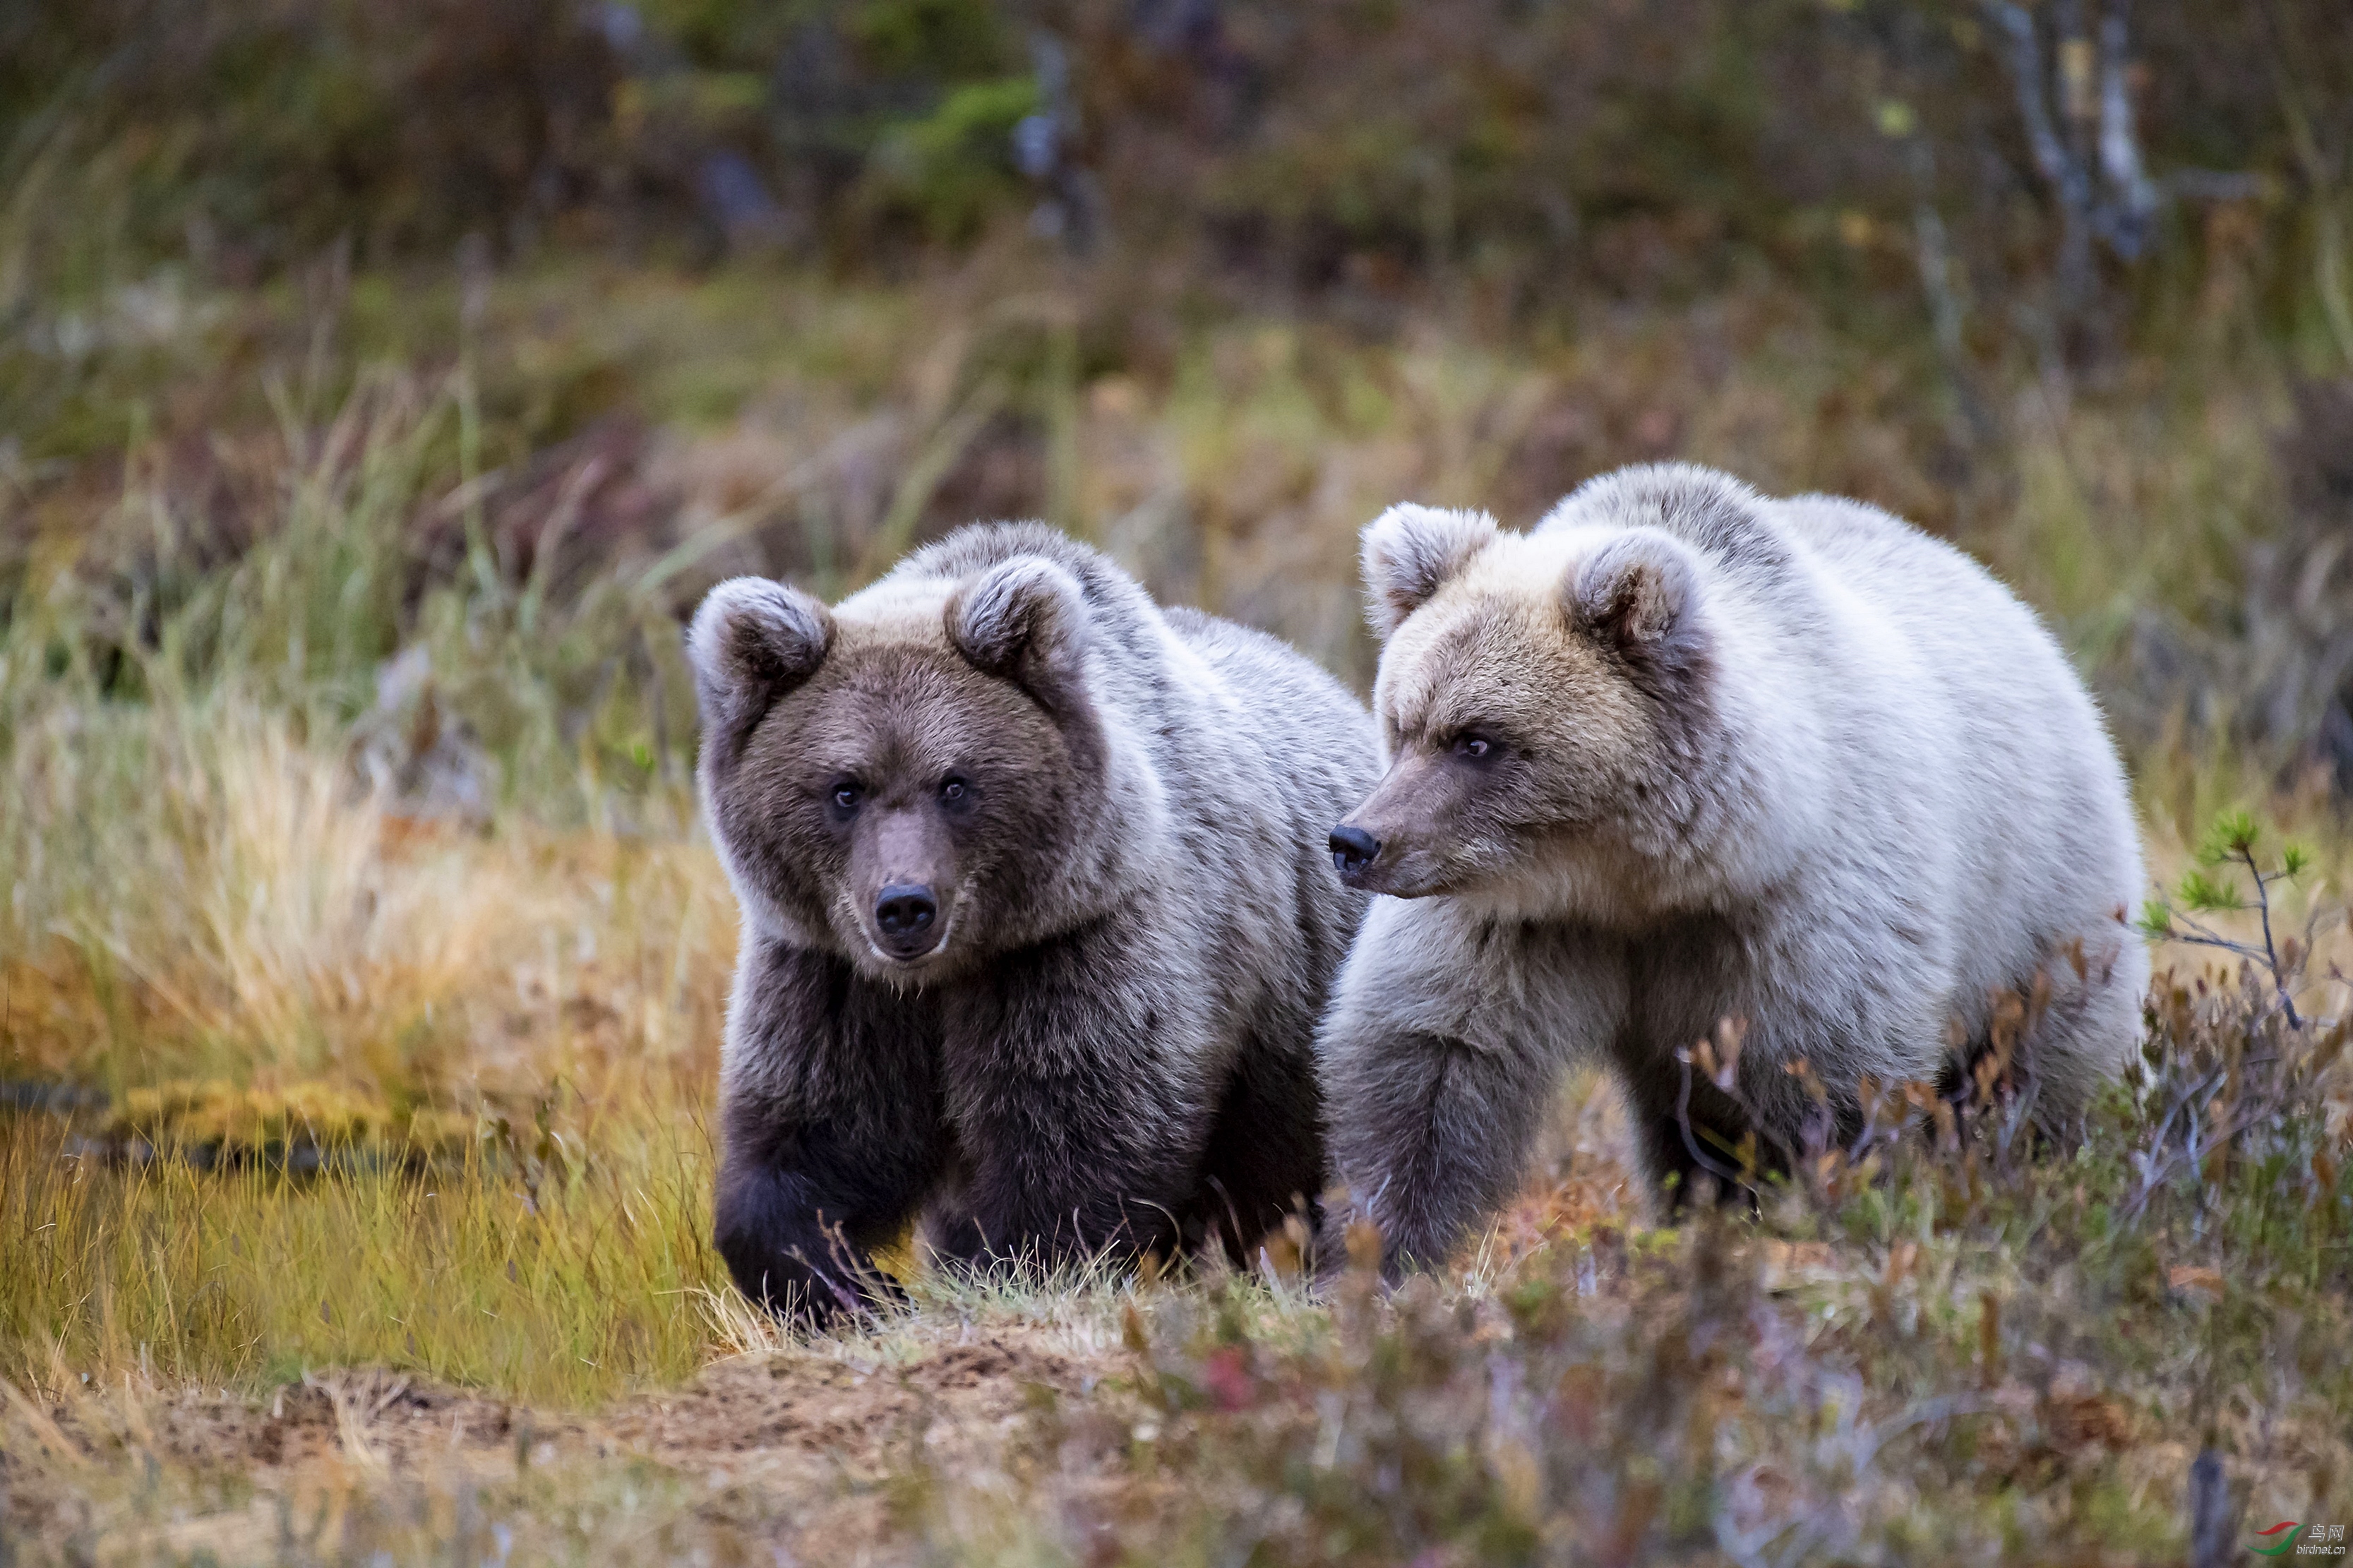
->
1567 529 1700 656
686 577 834 740
1360 504 1498 638
947 556 1092 712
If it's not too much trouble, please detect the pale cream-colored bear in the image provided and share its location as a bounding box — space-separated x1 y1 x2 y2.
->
1319 463 2147 1274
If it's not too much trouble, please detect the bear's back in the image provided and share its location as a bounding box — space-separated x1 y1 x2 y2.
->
1772 487 2144 1058
1566 467 2138 1018
887 522 1374 798
1771 490 2087 739
1776 492 2013 623
1165 608 1375 774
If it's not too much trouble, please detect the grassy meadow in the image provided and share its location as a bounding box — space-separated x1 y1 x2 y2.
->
0 249 2345 1565
4 7 2353 1545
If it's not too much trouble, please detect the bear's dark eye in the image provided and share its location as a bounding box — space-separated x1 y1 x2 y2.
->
939 774 970 808
1451 733 1496 761
830 782 863 814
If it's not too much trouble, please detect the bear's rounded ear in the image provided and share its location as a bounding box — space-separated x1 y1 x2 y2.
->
947 556 1092 712
1567 529 1700 657
1360 504 1498 638
686 577 834 741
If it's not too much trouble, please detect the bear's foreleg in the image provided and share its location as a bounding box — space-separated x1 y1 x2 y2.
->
1604 1041 1773 1208
1320 901 1627 1279
929 913 1218 1274
714 940 945 1326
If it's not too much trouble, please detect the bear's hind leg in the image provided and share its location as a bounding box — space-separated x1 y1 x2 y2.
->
1951 930 2150 1141
1190 1027 1327 1264
1607 1042 1773 1210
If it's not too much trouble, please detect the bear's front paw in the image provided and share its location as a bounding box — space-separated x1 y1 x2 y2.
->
716 1221 904 1331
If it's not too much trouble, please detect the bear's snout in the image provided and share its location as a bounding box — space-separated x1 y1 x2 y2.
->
1329 824 1382 885
873 882 941 959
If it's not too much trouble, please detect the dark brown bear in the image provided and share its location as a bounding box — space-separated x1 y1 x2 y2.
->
688 523 1376 1322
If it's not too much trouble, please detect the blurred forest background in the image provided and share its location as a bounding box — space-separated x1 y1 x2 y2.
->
5 6 2353 1562
8 0 2353 780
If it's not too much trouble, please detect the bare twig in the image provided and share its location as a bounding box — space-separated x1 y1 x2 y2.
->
1672 1050 1754 1198
2239 844 2304 1027
1983 0 2095 319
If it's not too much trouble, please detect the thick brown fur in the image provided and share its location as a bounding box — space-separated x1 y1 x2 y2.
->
689 524 1377 1323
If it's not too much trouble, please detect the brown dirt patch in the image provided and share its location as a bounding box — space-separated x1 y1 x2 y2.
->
608 1334 1096 1476
8 1331 1124 1563
144 1371 533 1476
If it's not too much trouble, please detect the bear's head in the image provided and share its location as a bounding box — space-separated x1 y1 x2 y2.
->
688 553 1122 983
1330 494 1720 916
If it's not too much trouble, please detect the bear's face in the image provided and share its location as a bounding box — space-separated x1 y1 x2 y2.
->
688 559 1104 983
1331 504 1709 909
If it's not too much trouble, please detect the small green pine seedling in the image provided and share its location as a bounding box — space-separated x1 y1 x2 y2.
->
2141 810 2323 1027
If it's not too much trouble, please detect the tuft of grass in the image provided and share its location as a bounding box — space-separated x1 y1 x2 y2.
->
1 1095 722 1405
0 689 735 1099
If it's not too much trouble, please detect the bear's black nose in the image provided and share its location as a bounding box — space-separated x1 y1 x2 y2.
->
1329 825 1381 878
874 883 939 955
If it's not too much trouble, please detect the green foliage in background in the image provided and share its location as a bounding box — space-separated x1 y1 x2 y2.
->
863 75 1039 244
6 0 2347 372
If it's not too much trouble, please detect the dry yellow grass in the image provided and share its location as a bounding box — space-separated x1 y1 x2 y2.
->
2 695 734 1096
